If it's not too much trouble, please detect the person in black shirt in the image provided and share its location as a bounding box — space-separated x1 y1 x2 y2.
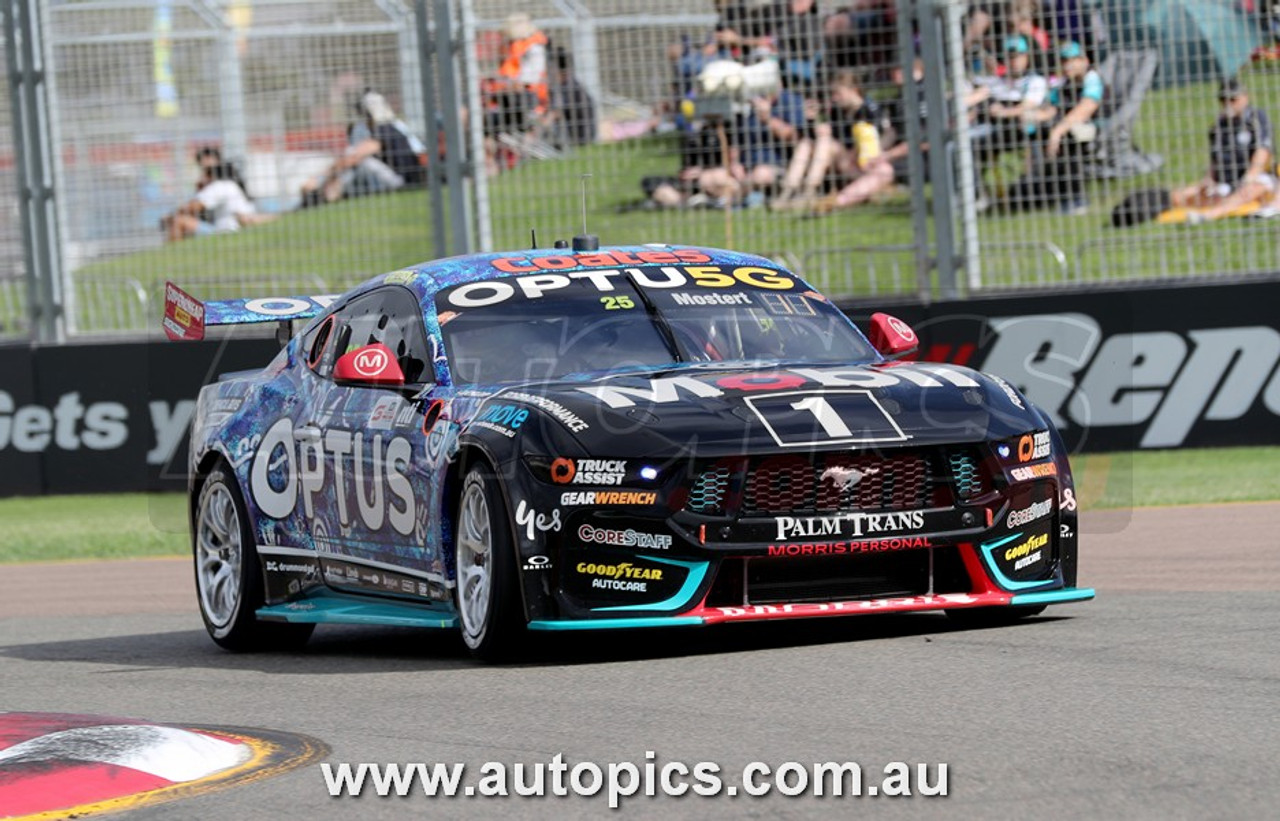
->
1172 78 1276 223
301 91 425 207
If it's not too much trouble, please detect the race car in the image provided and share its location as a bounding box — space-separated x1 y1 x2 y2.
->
166 242 1092 660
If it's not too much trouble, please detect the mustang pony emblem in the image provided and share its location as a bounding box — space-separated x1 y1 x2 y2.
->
820 465 880 492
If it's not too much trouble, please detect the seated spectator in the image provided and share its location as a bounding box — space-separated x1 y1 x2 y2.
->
161 150 273 241
300 91 425 207
771 70 893 212
971 35 1049 194
1005 41 1104 213
643 118 735 209
733 85 809 199
1173 77 1276 223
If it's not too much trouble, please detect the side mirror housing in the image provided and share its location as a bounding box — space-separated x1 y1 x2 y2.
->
334 343 406 387
867 312 919 359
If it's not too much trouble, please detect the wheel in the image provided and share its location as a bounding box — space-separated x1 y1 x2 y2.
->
944 604 1047 628
454 464 522 660
193 463 314 652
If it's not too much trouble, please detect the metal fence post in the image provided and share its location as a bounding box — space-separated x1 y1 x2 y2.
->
940 0 981 292
437 0 474 255
894 0 933 302
5 0 65 343
416 0 449 260
920 0 959 300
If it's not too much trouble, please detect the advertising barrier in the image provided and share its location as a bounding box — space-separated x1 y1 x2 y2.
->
2 279 1279 496
840 278 1280 453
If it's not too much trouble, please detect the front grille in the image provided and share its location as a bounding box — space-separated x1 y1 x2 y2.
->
743 452 928 515
684 448 989 517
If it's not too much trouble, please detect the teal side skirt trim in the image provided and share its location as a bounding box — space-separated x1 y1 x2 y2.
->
1011 587 1096 606
257 596 458 629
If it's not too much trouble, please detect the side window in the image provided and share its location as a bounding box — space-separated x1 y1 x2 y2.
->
305 315 336 377
327 287 433 385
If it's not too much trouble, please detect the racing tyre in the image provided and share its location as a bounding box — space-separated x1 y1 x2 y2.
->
944 604 1047 627
454 465 522 661
194 464 314 652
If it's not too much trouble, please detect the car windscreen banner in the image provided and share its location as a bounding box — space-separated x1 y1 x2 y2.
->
839 278 1280 453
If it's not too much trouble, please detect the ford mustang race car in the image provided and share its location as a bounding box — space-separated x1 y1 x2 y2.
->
166 242 1092 660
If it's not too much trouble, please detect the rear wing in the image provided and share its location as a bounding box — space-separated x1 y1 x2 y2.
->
163 281 338 342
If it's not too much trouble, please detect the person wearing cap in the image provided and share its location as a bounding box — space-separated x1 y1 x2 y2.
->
1040 41 1104 213
971 34 1050 198
1171 77 1275 222
300 90 425 207
498 13 549 111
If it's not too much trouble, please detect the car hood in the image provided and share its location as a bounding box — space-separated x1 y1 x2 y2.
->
494 361 1039 459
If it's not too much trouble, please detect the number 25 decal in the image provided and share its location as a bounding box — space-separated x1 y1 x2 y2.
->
744 390 911 447
600 295 636 310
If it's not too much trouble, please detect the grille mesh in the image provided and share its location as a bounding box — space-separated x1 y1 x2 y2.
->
685 449 990 516
687 465 731 514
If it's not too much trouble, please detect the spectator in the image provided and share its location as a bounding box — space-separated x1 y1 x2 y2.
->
1042 41 1104 212
733 84 809 200
497 13 549 114
161 150 273 241
771 70 892 212
1173 77 1276 223
1009 0 1053 76
544 48 597 149
971 35 1049 196
643 119 735 209
824 1 898 73
300 91 425 207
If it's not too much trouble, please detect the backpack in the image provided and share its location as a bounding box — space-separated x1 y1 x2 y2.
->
1111 188 1171 227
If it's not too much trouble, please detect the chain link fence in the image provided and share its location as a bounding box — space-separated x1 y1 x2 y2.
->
5 0 1280 338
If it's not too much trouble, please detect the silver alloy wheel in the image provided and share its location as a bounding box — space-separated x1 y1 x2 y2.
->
456 478 494 646
196 481 243 629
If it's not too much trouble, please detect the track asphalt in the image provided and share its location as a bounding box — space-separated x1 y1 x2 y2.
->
1 502 1277 818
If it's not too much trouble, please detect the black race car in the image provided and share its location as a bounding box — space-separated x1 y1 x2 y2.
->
167 243 1091 659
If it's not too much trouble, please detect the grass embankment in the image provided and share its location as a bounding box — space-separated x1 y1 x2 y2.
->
2 445 1277 564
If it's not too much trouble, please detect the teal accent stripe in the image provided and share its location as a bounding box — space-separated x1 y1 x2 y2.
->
593 557 710 613
528 616 705 631
257 596 458 629
1011 587 1096 606
978 532 1057 591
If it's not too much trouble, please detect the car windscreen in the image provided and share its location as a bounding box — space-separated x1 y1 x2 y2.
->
433 266 877 385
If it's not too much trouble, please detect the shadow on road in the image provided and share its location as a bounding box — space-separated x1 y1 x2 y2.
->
0 612 1070 673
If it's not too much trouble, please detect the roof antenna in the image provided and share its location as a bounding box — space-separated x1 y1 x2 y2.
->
530 227 538 249
573 173 599 252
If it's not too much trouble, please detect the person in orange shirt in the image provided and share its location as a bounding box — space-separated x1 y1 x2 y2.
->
498 13 548 113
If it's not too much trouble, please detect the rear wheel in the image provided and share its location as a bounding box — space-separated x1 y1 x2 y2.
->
194 464 314 651
945 604 1047 627
454 465 522 661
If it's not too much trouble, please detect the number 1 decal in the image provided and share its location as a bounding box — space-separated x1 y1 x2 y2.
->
790 396 854 439
744 390 911 447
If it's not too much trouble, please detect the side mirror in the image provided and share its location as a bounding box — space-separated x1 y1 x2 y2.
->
867 312 919 359
334 343 406 387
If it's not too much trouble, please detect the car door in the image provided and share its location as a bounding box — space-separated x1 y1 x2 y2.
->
308 286 449 603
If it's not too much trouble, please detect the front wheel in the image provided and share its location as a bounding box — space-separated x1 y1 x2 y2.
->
454 465 522 661
194 464 314 652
